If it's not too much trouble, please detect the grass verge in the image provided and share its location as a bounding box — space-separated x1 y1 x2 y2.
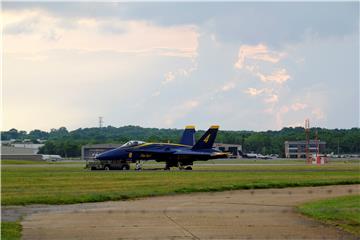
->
298 195 360 236
1 160 83 165
1 222 22 240
2 164 359 206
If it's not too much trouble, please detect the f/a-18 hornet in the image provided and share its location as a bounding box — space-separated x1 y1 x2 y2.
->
96 125 227 170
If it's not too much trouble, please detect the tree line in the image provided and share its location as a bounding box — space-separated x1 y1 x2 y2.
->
1 126 359 158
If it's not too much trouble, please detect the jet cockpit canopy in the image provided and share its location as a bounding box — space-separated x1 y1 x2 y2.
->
120 140 146 148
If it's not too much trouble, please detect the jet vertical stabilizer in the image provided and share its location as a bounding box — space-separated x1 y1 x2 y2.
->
180 125 196 146
192 125 219 150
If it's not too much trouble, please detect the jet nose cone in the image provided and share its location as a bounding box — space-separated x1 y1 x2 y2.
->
95 148 127 161
95 152 105 160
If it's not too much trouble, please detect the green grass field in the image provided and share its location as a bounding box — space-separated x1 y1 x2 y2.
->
2 162 359 239
1 222 22 240
2 158 359 166
298 195 360 236
2 163 359 206
1 160 82 165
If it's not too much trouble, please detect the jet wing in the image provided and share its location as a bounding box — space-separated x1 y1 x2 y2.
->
173 150 210 156
173 150 228 158
131 149 177 154
131 149 228 160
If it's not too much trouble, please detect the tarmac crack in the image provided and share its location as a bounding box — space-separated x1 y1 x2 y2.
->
162 209 200 240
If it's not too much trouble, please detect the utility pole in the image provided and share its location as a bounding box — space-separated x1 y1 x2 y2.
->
305 119 310 164
99 116 103 128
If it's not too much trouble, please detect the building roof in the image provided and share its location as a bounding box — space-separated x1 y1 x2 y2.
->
1 146 36 155
214 143 242 147
82 144 123 149
284 140 326 144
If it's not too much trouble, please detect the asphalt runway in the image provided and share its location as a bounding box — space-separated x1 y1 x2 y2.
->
14 184 359 240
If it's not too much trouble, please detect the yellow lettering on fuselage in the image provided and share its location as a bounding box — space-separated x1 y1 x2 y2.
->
204 134 211 143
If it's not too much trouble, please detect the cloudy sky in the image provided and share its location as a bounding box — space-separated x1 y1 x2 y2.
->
2 2 359 131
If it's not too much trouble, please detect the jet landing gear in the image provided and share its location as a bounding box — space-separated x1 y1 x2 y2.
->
164 162 193 171
164 162 171 170
178 162 193 171
135 160 143 171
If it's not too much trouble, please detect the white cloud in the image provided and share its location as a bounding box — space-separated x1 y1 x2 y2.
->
264 94 279 103
256 68 290 84
161 62 198 84
3 9 199 59
245 87 279 105
3 5 356 131
244 87 265 96
221 82 236 92
234 44 285 69
234 43 290 85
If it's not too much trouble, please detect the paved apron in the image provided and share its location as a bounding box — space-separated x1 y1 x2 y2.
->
20 185 359 240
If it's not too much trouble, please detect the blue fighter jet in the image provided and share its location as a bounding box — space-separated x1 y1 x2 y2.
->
96 125 227 170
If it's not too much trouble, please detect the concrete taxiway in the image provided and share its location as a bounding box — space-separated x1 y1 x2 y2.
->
11 184 358 239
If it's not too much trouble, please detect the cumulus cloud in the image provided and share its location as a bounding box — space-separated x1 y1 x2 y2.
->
244 87 280 106
234 44 285 69
244 87 265 96
237 44 292 119
234 43 290 85
3 9 199 58
264 94 279 103
162 63 198 84
256 68 290 84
